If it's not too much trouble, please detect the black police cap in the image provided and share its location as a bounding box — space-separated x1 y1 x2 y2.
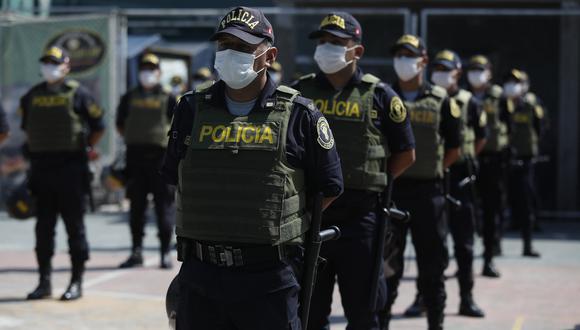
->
467 55 492 71
309 12 362 42
432 49 462 70
391 34 426 56
39 46 70 64
139 53 160 68
503 68 526 82
210 7 274 45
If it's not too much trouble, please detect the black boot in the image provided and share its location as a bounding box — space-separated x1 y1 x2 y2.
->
459 295 485 317
27 261 52 300
482 261 501 278
61 260 84 301
119 247 143 268
160 251 173 269
27 276 52 300
523 248 541 258
404 293 426 317
427 309 444 330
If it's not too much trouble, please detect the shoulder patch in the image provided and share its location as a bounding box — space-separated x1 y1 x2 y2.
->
456 89 472 105
490 85 503 98
449 98 461 118
524 92 537 105
389 96 407 123
276 84 300 96
535 105 544 119
88 103 103 118
316 116 335 150
507 99 515 114
194 80 215 93
65 79 80 89
479 111 488 127
430 85 448 99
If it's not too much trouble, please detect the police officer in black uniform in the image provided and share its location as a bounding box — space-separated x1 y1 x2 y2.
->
430 49 487 317
503 69 542 258
116 53 177 269
292 12 416 330
0 104 9 144
382 35 462 330
467 55 509 277
21 46 105 301
160 7 343 329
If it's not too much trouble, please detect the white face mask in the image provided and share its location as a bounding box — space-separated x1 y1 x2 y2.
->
139 70 160 88
431 71 456 90
171 86 183 96
467 70 490 88
314 43 358 74
214 48 269 90
41 64 67 83
393 56 422 82
503 82 523 98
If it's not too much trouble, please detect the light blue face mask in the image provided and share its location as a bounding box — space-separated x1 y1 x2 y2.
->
214 48 269 89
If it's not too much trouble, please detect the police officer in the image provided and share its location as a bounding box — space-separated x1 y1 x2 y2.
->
268 61 284 85
503 69 542 257
169 75 187 99
116 53 177 269
382 35 462 330
0 104 9 144
21 46 105 301
191 67 213 90
467 55 508 277
160 7 343 329
430 49 487 317
292 12 416 330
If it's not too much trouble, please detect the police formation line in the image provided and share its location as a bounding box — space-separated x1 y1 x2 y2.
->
11 6 545 330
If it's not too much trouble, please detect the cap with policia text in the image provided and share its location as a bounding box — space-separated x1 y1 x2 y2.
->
433 49 462 70
467 55 492 70
391 34 426 56
210 7 274 45
308 12 362 42
140 53 160 68
39 46 70 64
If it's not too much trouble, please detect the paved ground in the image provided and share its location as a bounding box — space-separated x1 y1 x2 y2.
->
0 207 579 330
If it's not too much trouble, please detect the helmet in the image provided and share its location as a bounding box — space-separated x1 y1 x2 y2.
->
165 275 180 330
6 180 36 220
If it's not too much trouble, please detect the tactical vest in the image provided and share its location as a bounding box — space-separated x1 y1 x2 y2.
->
510 97 539 158
25 80 84 153
482 85 508 153
124 88 170 147
297 73 387 192
401 85 446 179
453 89 475 162
176 84 309 245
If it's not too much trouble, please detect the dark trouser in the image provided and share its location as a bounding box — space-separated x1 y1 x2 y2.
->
29 156 89 278
176 256 301 330
126 146 175 253
478 153 506 263
509 158 536 250
448 163 475 297
383 179 448 330
308 190 385 330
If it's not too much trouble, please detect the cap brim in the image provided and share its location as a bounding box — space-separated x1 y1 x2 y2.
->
308 29 352 40
391 44 422 56
39 55 64 63
467 64 487 70
432 60 456 70
210 27 265 45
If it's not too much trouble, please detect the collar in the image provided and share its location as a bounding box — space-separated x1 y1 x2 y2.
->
207 72 278 111
392 80 430 98
314 66 364 91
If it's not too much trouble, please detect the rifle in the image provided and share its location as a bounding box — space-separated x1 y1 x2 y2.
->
368 176 410 314
300 193 341 329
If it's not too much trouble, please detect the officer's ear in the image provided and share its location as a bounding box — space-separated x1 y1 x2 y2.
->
62 62 72 76
454 69 463 80
418 54 428 70
353 44 364 61
265 46 278 68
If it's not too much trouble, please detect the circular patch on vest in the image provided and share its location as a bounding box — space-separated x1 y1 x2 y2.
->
316 117 335 150
389 96 407 123
450 99 461 118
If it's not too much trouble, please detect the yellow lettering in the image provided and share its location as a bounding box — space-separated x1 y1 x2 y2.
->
225 127 236 143
235 125 242 142
212 125 226 142
259 126 274 144
241 126 254 143
349 103 360 118
336 101 346 116
314 99 325 114
199 125 213 141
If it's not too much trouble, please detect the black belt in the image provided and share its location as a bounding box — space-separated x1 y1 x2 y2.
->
178 238 298 267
